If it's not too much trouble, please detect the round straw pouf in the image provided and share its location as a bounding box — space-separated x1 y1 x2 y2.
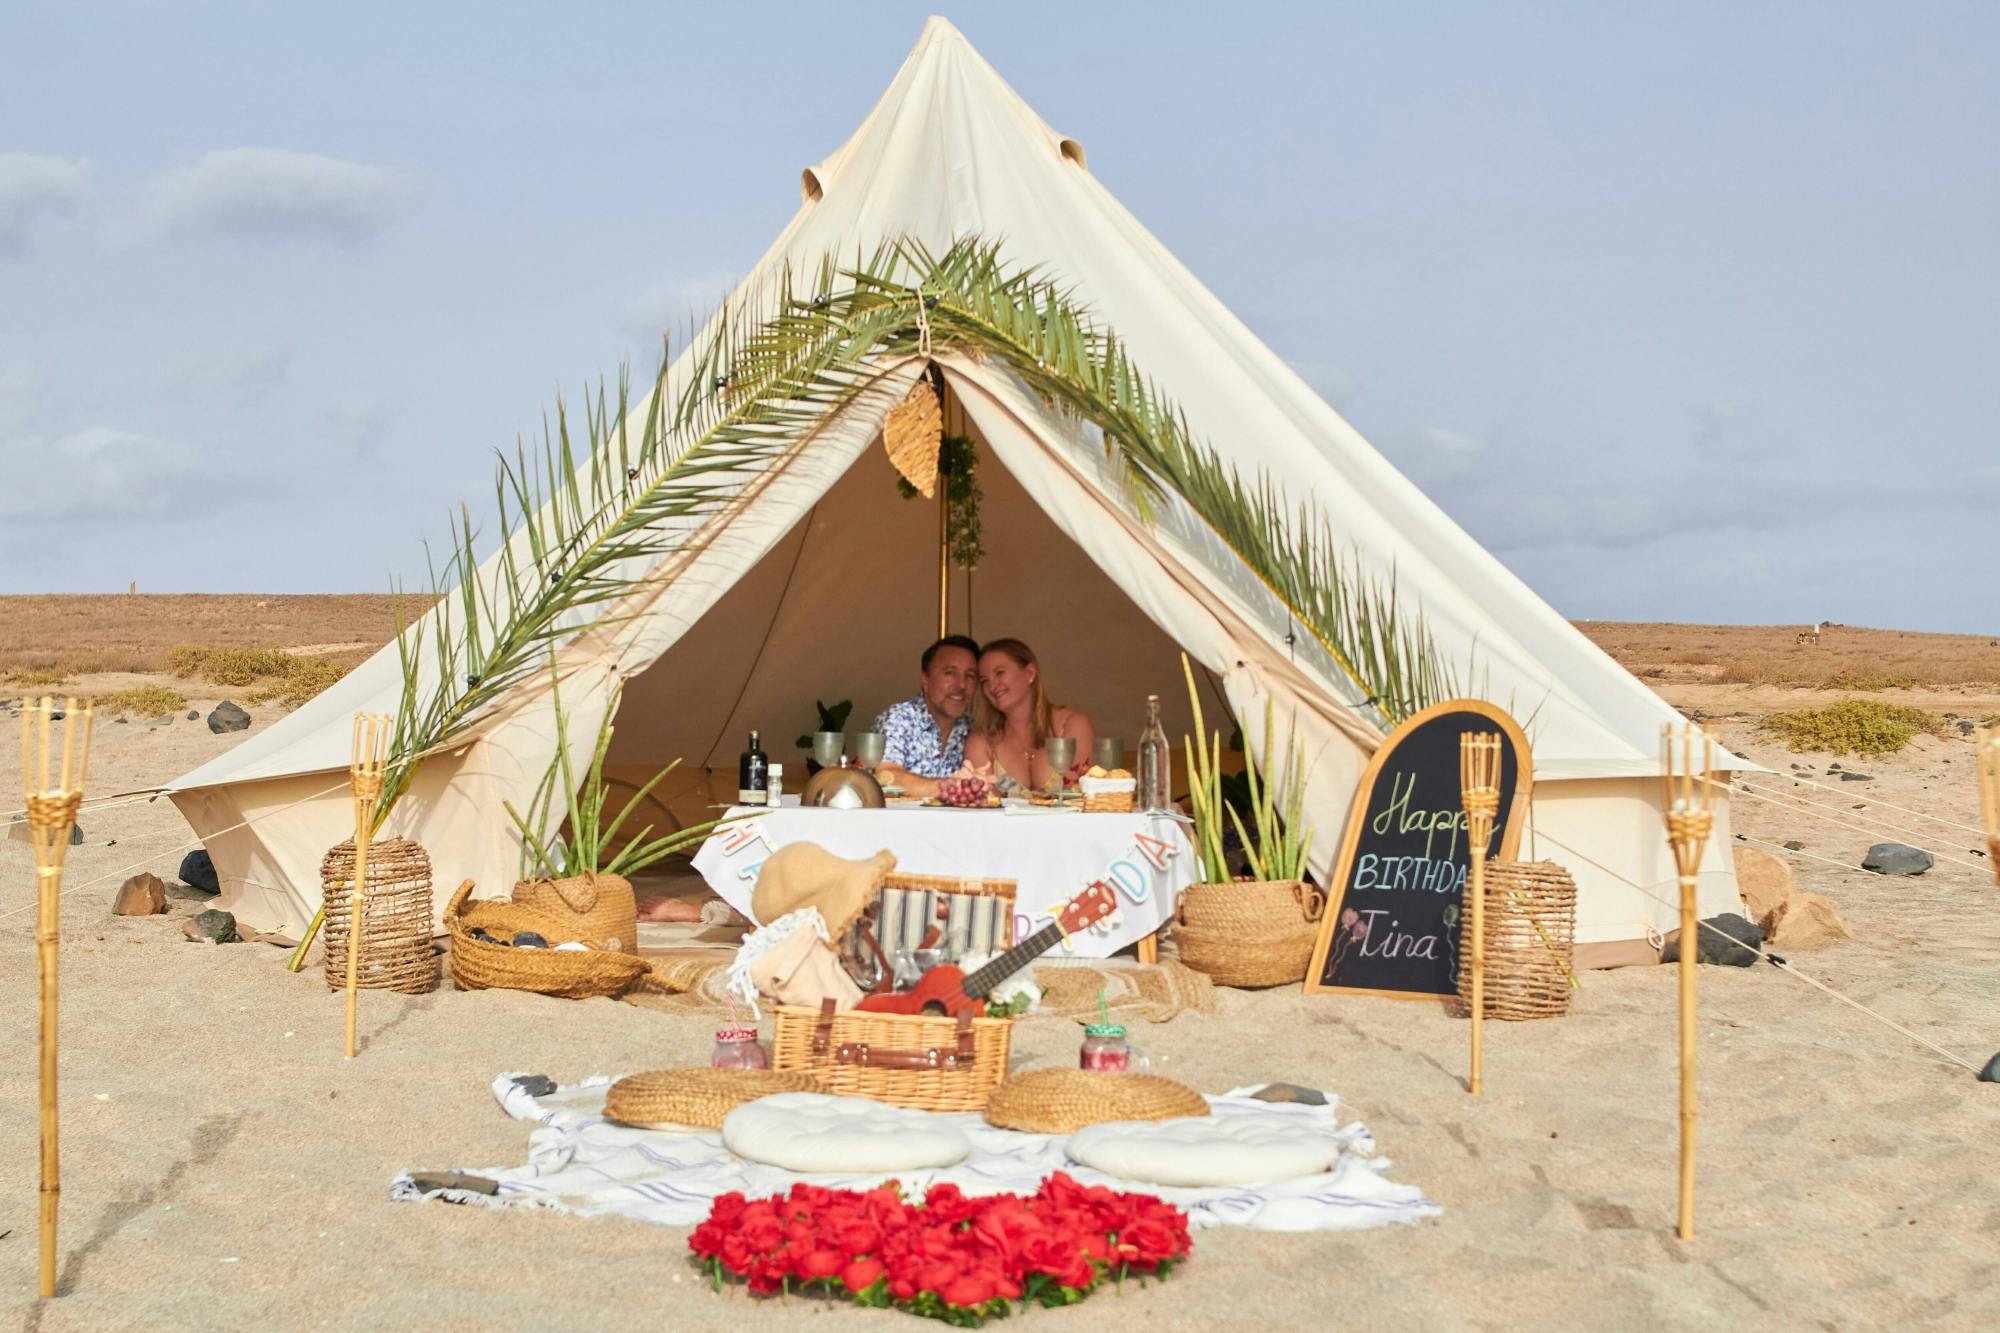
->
511 873 639 954
984 1068 1210 1135
320 837 438 994
603 1067 822 1130
1173 879 1323 988
1455 860 1578 1021
445 881 650 1000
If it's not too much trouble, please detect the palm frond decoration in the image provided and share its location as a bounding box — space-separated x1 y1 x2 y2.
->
379 236 1466 829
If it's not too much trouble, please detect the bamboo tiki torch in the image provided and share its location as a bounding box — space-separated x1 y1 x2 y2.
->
1661 723 1716 1240
1977 724 2000 889
23 695 93 1299
1459 732 1503 1096
344 713 390 1059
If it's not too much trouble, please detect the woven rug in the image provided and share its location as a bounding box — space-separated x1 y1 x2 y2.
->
627 957 1215 1024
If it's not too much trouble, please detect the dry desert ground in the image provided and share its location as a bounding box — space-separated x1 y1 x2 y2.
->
2 599 1998 1331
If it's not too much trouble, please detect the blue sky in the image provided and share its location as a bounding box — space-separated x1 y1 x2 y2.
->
2 2 1994 631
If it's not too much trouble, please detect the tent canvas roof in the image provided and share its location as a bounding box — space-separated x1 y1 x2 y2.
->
167 16 1747 949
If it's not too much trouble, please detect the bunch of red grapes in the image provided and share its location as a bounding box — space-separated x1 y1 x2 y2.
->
937 775 992 807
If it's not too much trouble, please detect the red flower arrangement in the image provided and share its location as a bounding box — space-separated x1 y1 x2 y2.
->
688 1173 1191 1326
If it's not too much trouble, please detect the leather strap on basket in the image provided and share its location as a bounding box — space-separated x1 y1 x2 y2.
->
816 1005 977 1070
1295 881 1327 923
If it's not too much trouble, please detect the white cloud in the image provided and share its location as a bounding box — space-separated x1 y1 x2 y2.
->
0 426 199 520
133 148 413 244
324 394 392 454
616 270 740 348
0 153 88 254
0 361 53 434
1422 426 1484 454
157 344 291 405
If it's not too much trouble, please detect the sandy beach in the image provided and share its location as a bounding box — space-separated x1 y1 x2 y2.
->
4 660 1997 1332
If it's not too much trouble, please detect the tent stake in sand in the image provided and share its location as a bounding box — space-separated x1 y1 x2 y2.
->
1661 723 1716 1240
22 695 93 1299
1977 724 2000 889
1459 732 1502 1095
344 713 390 1059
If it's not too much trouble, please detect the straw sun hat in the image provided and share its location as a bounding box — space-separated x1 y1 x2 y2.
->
748 842 895 936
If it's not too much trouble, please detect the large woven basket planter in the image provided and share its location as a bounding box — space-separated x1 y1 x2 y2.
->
772 1000 1012 1113
319 837 438 994
1455 860 1578 1021
1172 878 1323 989
510 872 639 954
445 880 649 1000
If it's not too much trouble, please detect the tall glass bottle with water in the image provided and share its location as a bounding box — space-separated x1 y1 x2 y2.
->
1138 694 1171 812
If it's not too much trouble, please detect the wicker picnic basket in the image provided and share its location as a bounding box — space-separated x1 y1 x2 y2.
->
1172 878 1325 989
509 872 639 954
1455 860 1578 1021
444 880 650 1000
318 837 438 994
771 999 1013 1112
1081 790 1135 813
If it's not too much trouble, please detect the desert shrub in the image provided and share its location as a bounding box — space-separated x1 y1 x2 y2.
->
166 644 295 686
1823 671 1920 692
1760 699 1946 756
246 655 348 710
4 667 68 687
90 684 188 716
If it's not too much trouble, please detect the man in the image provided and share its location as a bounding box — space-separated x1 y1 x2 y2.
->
871 635 979 798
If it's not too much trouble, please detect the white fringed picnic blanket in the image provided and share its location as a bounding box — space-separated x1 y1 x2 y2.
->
391 1075 1440 1233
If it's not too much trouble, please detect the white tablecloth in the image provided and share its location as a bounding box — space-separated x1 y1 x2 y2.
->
691 800 1194 958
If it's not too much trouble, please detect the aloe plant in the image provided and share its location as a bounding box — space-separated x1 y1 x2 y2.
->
503 660 726 881
1181 653 1314 884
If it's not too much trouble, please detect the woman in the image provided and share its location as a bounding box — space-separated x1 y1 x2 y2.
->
963 638 1095 794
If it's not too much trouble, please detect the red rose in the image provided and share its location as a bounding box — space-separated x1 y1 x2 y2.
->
916 1259 959 1293
888 1275 918 1302
940 1272 997 1308
796 1248 844 1281
840 1255 885 1292
718 1234 754 1274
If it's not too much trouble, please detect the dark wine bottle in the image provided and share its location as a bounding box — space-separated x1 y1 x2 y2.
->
738 730 769 806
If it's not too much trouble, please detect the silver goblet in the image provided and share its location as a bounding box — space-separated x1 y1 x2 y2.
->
812 731 846 768
1093 737 1123 772
854 731 886 771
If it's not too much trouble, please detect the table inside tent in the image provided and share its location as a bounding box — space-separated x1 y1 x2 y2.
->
690 797 1194 959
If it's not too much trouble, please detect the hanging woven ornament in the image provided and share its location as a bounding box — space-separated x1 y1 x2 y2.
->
883 377 943 498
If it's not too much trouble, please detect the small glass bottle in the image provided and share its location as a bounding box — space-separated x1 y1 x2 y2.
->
1080 1022 1131 1072
738 730 769 806
767 762 784 805
711 1028 769 1069
1137 694 1171 812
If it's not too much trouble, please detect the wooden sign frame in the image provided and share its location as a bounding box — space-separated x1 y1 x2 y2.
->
1304 698 1533 1000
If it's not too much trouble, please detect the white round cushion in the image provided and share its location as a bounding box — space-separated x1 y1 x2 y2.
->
721 1093 972 1172
1067 1113 1339 1187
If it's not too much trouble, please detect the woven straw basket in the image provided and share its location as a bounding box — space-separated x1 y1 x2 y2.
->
1172 878 1325 989
319 837 438 994
510 872 639 954
604 1068 821 1129
445 880 649 1000
772 1000 1012 1112
1455 860 1578 1021
1081 791 1136 813
984 1068 1209 1134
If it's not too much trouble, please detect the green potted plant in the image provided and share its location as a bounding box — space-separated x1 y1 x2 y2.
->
1175 654 1323 987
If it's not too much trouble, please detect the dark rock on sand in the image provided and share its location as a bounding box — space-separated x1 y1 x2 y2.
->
1980 1053 2000 1084
1862 842 1933 876
182 909 238 944
1783 840 1806 851
1840 771 1873 783
208 701 251 733
187 709 199 720
1662 912 1762 967
179 849 221 894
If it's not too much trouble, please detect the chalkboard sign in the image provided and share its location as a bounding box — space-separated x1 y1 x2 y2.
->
1304 700 1532 1000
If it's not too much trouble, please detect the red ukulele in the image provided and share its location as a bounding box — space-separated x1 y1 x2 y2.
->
856 882 1120 1017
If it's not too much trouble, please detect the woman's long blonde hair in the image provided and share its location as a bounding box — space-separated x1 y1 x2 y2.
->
974 638 1053 745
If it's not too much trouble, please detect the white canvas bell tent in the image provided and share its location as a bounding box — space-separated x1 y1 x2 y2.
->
166 16 1747 966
